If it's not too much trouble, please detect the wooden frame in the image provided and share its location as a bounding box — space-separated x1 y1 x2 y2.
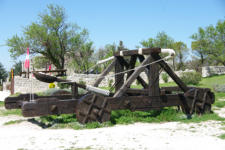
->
4 48 215 124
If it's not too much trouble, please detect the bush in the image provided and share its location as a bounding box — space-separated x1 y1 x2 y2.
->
213 84 225 93
57 76 70 89
180 72 202 85
162 73 169 83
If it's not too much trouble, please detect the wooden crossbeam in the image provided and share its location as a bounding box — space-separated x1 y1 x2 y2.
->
117 56 148 89
93 59 116 87
113 55 152 97
114 48 161 56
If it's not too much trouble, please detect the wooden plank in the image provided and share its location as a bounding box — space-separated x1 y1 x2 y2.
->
114 48 161 56
22 98 78 117
117 57 148 88
149 56 160 96
115 57 124 92
93 59 116 87
108 94 182 111
114 55 152 97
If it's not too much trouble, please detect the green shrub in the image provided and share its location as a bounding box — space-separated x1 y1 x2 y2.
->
0 86 2 91
57 76 70 89
162 73 169 83
180 72 202 85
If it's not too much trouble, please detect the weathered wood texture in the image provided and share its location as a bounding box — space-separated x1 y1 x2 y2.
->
4 94 73 109
117 56 148 89
108 94 182 111
22 98 78 117
114 55 152 97
114 48 161 56
115 57 124 91
149 56 160 96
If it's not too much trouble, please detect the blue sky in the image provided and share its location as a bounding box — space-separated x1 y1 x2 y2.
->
0 0 224 71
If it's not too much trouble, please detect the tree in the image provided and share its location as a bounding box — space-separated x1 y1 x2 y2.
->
191 27 209 65
140 31 174 48
173 41 188 70
0 62 8 83
13 61 22 75
7 4 92 70
140 32 188 70
191 19 225 66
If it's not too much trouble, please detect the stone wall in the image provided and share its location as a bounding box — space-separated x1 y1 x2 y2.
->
8 69 196 93
14 76 50 93
202 66 225 77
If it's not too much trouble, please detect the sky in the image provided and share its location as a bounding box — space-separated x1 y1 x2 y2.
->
0 0 224 71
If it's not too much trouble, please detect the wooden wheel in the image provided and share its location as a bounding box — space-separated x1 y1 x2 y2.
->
76 94 111 124
184 89 214 115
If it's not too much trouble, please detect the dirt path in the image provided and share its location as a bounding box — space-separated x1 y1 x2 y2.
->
0 108 225 150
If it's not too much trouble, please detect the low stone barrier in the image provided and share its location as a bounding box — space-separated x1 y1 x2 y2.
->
202 66 225 77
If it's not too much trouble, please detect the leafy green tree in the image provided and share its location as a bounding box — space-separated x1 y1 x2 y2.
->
0 62 8 83
191 19 225 66
13 61 22 75
140 31 174 48
140 32 189 70
7 4 92 70
191 27 209 65
173 41 188 70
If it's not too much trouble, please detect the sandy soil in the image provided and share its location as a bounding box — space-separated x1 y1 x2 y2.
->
0 101 224 150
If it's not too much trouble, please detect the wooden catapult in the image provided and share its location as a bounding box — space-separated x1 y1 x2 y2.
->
5 48 215 124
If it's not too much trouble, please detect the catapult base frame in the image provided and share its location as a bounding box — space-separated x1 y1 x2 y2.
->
4 48 215 124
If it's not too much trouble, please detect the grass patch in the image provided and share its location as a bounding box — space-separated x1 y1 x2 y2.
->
35 108 225 130
199 75 225 90
218 133 225 140
0 109 21 116
0 101 4 107
4 119 25 125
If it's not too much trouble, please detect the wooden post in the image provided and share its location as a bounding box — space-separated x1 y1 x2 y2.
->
11 69 14 95
115 57 124 92
71 83 78 99
148 55 160 96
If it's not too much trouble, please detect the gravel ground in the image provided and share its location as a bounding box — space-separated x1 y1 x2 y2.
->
0 99 224 150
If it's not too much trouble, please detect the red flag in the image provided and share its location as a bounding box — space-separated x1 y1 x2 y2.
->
24 47 30 69
48 64 51 71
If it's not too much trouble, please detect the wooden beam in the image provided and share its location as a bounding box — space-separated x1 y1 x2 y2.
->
114 55 152 97
108 94 182 111
93 59 116 87
117 57 148 88
114 48 161 56
149 56 160 96
115 57 124 92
